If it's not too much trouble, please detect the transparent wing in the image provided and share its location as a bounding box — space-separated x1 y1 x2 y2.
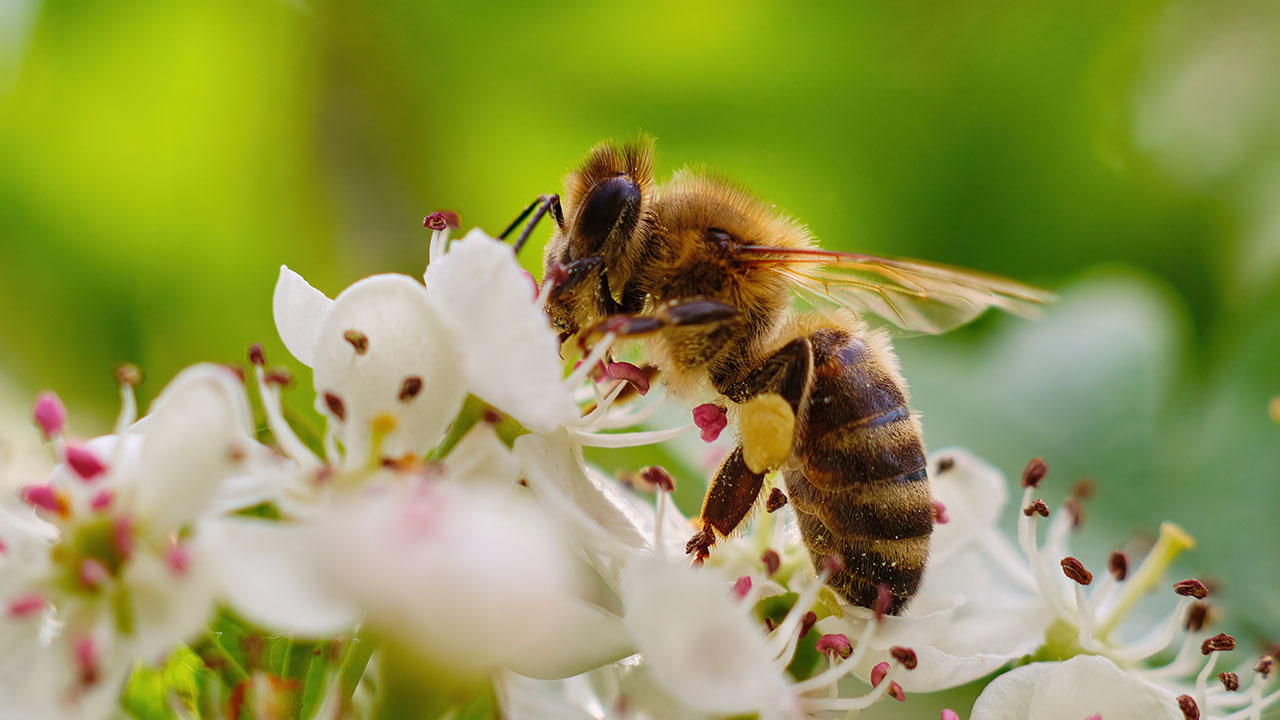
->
738 245 1056 334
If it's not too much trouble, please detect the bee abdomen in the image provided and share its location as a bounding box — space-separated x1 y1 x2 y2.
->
782 328 931 613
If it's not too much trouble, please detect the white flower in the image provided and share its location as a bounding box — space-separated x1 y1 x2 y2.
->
972 655 1182 719
0 365 260 719
971 652 1280 720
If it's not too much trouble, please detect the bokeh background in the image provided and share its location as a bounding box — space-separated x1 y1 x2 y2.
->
1 1 1278 715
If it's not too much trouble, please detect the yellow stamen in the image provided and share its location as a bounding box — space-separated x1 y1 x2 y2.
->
367 413 399 469
1098 522 1195 638
740 393 795 474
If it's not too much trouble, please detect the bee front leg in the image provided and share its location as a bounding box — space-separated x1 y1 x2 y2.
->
686 447 766 564
580 299 740 349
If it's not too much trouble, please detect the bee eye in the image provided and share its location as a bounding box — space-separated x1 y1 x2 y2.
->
706 228 734 248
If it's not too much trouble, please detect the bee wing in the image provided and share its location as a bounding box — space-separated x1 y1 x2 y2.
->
738 245 1056 334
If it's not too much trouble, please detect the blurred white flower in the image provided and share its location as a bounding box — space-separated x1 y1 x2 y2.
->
0 365 261 719
971 652 1279 720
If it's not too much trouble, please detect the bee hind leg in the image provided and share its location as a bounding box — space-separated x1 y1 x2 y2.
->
687 448 766 564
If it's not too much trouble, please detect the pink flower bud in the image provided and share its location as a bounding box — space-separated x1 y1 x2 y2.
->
32 392 66 438
65 445 106 481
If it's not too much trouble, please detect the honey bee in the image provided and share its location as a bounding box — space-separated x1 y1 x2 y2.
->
504 137 1052 613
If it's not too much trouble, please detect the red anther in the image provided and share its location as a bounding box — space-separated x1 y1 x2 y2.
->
1060 557 1093 586
874 583 893 622
1185 602 1210 632
815 634 852 659
423 210 460 230
1174 579 1208 599
1108 550 1128 581
265 368 293 387
323 392 346 421
799 611 818 639
932 500 949 524
343 329 369 355
1255 655 1274 679
888 682 905 702
606 362 650 395
1200 633 1236 655
398 376 423 401
1021 457 1048 488
1022 499 1050 517
8 593 45 618
821 553 845 577
1177 694 1199 720
1218 672 1240 692
248 343 266 366
871 661 890 686
890 646 918 670
692 403 727 443
731 576 752 600
65 445 107 481
167 544 190 576
73 634 99 687
760 549 781 577
936 456 955 473
32 391 67 438
482 408 503 424
639 466 675 493
90 488 113 511
79 559 109 589
114 363 142 387
765 487 787 513
21 484 65 516
942 711 960 720
113 516 134 558
1064 496 1084 529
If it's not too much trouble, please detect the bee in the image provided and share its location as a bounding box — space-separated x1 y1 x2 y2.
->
503 137 1052 613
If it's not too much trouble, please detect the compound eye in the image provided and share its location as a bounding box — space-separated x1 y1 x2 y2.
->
706 228 734 248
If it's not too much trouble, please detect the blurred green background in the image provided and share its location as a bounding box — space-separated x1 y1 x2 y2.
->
1 0 1277 706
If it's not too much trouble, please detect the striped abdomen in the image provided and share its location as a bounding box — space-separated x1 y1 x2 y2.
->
781 327 931 614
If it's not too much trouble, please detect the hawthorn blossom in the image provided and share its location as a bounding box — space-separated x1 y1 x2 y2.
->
0 365 262 719
971 652 1279 720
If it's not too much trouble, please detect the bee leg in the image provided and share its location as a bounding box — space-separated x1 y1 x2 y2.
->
582 300 740 347
544 256 605 302
718 337 813 411
686 448 766 563
498 193 564 254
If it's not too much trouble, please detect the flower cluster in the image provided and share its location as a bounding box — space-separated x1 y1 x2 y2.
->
0 220 1273 719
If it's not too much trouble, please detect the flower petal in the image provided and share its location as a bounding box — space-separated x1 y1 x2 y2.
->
425 230 579 433
505 597 633 680
204 517 360 637
969 661 1057 720
311 274 467 466
273 265 334 368
132 364 258 534
442 424 522 488
621 556 787 715
513 433 646 556
1031 656 1180 720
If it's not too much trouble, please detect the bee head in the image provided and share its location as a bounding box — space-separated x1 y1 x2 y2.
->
553 137 656 265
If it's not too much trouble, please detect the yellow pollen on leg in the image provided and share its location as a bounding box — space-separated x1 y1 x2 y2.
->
740 393 795 474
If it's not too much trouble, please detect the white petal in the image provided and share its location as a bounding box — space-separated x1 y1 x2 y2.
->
620 556 786 715
311 274 467 466
320 484 576 676
425 230 579 433
132 364 258 534
505 598 632 680
123 544 218 663
442 424 522 488
513 433 646 556
1028 655 1180 720
929 447 1008 542
204 517 359 636
273 265 334 368
970 661 1057 720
